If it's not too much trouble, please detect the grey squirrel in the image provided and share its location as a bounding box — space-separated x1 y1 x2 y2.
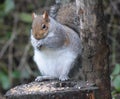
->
30 11 82 81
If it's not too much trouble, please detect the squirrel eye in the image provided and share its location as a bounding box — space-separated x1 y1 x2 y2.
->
41 24 46 29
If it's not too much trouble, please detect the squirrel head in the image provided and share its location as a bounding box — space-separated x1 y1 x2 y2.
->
32 11 50 40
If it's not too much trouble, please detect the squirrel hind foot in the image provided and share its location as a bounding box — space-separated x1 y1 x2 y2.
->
35 76 56 82
59 75 69 81
35 75 69 82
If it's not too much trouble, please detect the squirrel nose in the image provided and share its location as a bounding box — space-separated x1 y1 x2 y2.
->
34 34 43 39
35 34 38 37
34 34 39 38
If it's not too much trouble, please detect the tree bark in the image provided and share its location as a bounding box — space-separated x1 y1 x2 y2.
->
76 0 111 99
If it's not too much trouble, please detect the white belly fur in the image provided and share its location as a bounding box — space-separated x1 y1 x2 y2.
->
33 48 76 79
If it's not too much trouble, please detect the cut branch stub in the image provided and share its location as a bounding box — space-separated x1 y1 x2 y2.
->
5 80 98 99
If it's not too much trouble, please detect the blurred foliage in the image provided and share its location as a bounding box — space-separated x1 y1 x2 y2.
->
19 13 32 23
0 0 41 94
111 64 120 98
0 0 120 98
0 71 11 90
104 0 120 98
4 0 15 14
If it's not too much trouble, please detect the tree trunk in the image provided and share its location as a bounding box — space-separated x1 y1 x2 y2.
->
76 0 111 99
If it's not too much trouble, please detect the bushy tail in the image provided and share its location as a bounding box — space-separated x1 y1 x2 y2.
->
49 1 80 35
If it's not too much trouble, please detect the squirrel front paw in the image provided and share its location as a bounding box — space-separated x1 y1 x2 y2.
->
36 40 45 49
36 43 42 49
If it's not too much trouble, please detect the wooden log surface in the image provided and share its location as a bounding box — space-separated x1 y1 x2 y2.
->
5 80 98 99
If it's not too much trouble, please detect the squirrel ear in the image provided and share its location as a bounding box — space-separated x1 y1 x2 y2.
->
43 11 49 20
32 12 37 20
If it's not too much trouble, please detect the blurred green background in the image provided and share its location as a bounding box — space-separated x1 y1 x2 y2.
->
0 0 120 98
